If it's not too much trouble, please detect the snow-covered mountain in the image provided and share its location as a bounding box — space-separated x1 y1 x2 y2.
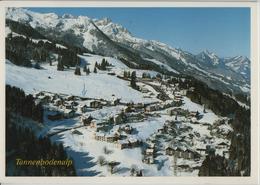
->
5 7 250 94
224 56 250 79
196 50 221 66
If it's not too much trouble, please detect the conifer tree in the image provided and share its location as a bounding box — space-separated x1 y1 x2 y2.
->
57 55 64 71
130 71 137 89
94 67 97 73
74 66 81 76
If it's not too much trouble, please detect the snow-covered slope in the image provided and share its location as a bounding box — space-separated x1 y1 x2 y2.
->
6 58 157 104
5 7 250 95
224 56 250 79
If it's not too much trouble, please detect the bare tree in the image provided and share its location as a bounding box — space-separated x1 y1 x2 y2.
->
97 156 106 166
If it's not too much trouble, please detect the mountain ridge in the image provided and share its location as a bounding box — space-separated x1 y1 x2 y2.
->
5 7 250 95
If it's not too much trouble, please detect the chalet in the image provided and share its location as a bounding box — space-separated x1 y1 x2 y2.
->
65 101 78 108
216 142 228 149
128 137 141 148
196 148 206 155
38 95 51 104
179 89 188 96
35 92 44 97
71 129 83 135
161 100 175 109
123 106 132 113
105 131 121 142
54 98 63 106
105 135 116 143
90 100 102 109
96 125 111 132
145 148 155 156
142 156 154 164
133 103 145 109
113 114 123 124
79 104 88 113
140 87 149 93
182 149 199 159
94 132 106 142
111 98 121 106
64 109 76 118
65 104 73 110
51 93 60 102
167 108 176 116
165 146 182 157
147 142 155 149
81 115 93 126
48 113 63 121
115 136 141 149
66 95 76 101
145 104 160 112
166 147 199 159
120 124 133 134
115 140 129 149
90 120 98 128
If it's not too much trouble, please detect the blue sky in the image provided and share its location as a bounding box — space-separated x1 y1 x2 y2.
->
29 8 250 58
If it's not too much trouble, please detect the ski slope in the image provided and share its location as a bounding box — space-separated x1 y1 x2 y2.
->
5 59 157 103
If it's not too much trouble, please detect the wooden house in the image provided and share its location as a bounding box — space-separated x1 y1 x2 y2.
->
145 148 155 156
115 140 129 149
113 114 123 124
48 113 63 121
145 104 160 112
94 132 106 142
79 104 88 113
81 115 93 126
54 98 63 106
72 129 83 135
66 95 76 101
180 89 187 96
111 98 121 106
142 156 154 164
90 100 102 109
120 124 133 134
64 109 76 118
128 137 140 148
216 142 228 149
196 148 206 155
38 95 51 104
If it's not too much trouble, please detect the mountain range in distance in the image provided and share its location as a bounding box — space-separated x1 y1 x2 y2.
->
5 7 250 96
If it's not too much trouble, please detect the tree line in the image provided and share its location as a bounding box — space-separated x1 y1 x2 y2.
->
6 112 77 176
6 85 77 176
6 85 43 123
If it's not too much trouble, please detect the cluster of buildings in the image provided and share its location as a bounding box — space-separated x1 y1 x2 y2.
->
165 145 200 160
93 131 142 150
142 142 156 164
34 91 121 121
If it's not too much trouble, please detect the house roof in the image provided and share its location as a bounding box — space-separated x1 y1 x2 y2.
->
64 109 75 114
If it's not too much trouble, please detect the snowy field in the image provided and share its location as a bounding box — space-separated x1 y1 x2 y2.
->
6 59 157 103
6 57 232 176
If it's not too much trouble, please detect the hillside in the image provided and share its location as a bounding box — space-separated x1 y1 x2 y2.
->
5 7 251 177
6 7 250 96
